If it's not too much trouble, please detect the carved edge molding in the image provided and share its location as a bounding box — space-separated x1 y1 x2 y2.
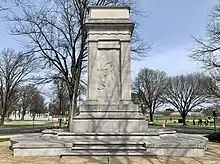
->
89 32 131 35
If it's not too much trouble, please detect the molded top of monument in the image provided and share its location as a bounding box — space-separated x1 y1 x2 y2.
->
88 6 130 20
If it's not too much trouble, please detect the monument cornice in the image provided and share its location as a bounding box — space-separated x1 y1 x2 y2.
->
85 20 134 35
87 5 131 10
85 21 134 30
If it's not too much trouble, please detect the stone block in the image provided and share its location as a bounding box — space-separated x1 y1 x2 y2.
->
70 119 148 133
14 148 70 156
89 6 130 19
80 103 139 112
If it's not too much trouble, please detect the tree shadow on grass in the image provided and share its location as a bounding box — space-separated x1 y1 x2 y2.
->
80 156 161 164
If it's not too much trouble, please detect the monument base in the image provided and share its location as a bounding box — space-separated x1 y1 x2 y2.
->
70 119 148 133
10 130 208 157
70 103 148 133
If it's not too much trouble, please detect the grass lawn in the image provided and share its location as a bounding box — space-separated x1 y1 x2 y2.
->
0 117 218 131
0 118 218 163
0 120 54 129
152 115 220 129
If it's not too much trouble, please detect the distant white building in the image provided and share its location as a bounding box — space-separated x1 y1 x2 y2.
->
170 111 204 117
9 111 52 121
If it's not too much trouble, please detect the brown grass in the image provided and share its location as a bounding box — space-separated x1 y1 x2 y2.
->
0 141 219 164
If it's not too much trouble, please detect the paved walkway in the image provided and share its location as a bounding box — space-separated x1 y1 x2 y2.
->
0 126 52 136
0 125 216 136
166 126 215 134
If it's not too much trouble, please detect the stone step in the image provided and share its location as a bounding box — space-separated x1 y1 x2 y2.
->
57 132 153 136
71 146 146 151
43 130 175 137
61 150 155 156
56 135 153 142
72 141 145 146
57 136 151 143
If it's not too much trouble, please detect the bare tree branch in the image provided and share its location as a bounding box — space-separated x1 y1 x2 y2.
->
0 48 36 125
164 73 210 125
6 0 151 128
190 2 220 77
133 68 168 122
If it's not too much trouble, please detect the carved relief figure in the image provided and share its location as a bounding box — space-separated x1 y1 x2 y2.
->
97 62 112 90
97 49 120 104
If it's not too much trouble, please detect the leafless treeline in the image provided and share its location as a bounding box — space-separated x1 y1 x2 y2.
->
133 68 217 125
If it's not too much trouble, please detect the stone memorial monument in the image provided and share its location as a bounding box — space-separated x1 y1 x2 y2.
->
70 6 147 133
10 6 208 157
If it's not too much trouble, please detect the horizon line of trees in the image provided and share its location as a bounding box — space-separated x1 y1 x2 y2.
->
0 48 47 125
132 68 219 125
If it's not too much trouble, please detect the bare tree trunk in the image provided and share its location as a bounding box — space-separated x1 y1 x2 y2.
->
21 115 24 120
68 93 77 129
21 110 26 120
7 114 10 120
58 95 63 128
182 114 187 126
68 69 81 130
15 110 17 120
0 115 5 126
18 109 21 119
32 114 35 132
68 95 73 129
149 111 154 122
149 105 154 122
0 104 7 125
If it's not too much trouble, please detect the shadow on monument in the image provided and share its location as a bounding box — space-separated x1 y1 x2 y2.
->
68 5 149 157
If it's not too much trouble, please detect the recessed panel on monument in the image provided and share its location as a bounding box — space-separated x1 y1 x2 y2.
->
97 49 120 104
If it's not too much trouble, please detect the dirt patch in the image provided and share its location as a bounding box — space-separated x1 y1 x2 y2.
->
0 138 9 142
1 141 219 164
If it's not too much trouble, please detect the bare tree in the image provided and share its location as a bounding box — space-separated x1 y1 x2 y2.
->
5 87 20 120
50 75 86 117
0 0 9 11
0 0 24 12
7 0 150 128
0 48 35 125
164 73 209 125
18 84 37 120
29 91 45 131
190 2 220 81
133 68 168 122
51 78 69 117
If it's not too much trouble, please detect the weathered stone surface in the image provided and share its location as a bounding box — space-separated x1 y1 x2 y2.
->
89 6 130 19
74 112 144 119
70 119 148 133
83 7 134 105
10 131 208 157
10 133 72 156
80 104 139 112
70 6 145 133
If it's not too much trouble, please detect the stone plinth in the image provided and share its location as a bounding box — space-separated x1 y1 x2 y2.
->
10 130 208 157
71 104 147 133
70 6 145 133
